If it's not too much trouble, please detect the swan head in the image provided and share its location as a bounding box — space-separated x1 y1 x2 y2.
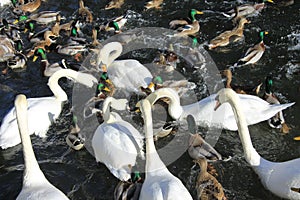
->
214 88 237 110
97 42 123 67
137 88 183 120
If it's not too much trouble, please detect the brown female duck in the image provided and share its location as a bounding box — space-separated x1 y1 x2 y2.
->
105 0 124 10
194 158 226 200
78 0 93 23
208 17 250 49
145 0 163 10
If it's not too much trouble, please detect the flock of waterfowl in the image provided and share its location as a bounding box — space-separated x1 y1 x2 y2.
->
0 0 299 199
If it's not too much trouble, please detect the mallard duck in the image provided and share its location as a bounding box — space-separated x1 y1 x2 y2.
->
56 43 87 57
14 94 69 200
208 17 250 49
187 115 223 161
224 0 274 19
7 52 27 70
114 170 143 200
26 30 56 57
92 97 144 181
215 88 300 199
169 9 204 37
51 14 62 36
78 0 93 23
138 99 193 200
153 50 179 71
263 76 290 134
194 158 226 200
33 48 80 76
0 69 97 149
13 0 42 14
29 11 61 24
105 0 124 10
95 72 115 98
141 76 196 97
13 12 59 27
91 27 100 47
235 31 268 66
137 87 295 131
221 69 262 95
144 0 163 10
105 16 127 34
66 115 85 151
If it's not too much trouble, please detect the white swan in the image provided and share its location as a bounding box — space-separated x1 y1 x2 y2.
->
92 96 144 181
0 69 97 149
140 87 295 131
15 94 69 200
96 42 153 96
138 99 193 200
215 88 300 199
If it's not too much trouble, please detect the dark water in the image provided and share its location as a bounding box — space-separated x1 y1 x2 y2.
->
0 0 300 199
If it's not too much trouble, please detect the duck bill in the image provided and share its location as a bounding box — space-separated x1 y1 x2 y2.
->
196 11 204 15
147 82 155 92
294 136 300 141
103 87 111 92
267 0 274 3
105 79 112 85
13 19 19 24
32 55 38 62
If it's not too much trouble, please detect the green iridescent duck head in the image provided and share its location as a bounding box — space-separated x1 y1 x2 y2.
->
33 48 47 62
265 76 274 94
259 31 268 41
188 9 203 22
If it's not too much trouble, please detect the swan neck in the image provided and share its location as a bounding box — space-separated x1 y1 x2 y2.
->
15 96 43 182
102 98 113 122
229 95 260 165
141 100 166 173
48 69 78 101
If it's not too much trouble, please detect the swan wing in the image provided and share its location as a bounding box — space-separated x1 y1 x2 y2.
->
0 97 61 149
109 59 153 94
92 121 142 180
181 94 294 131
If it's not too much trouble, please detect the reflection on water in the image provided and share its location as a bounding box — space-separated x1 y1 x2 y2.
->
0 0 299 199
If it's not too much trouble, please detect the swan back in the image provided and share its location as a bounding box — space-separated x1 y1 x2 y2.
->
15 94 68 200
